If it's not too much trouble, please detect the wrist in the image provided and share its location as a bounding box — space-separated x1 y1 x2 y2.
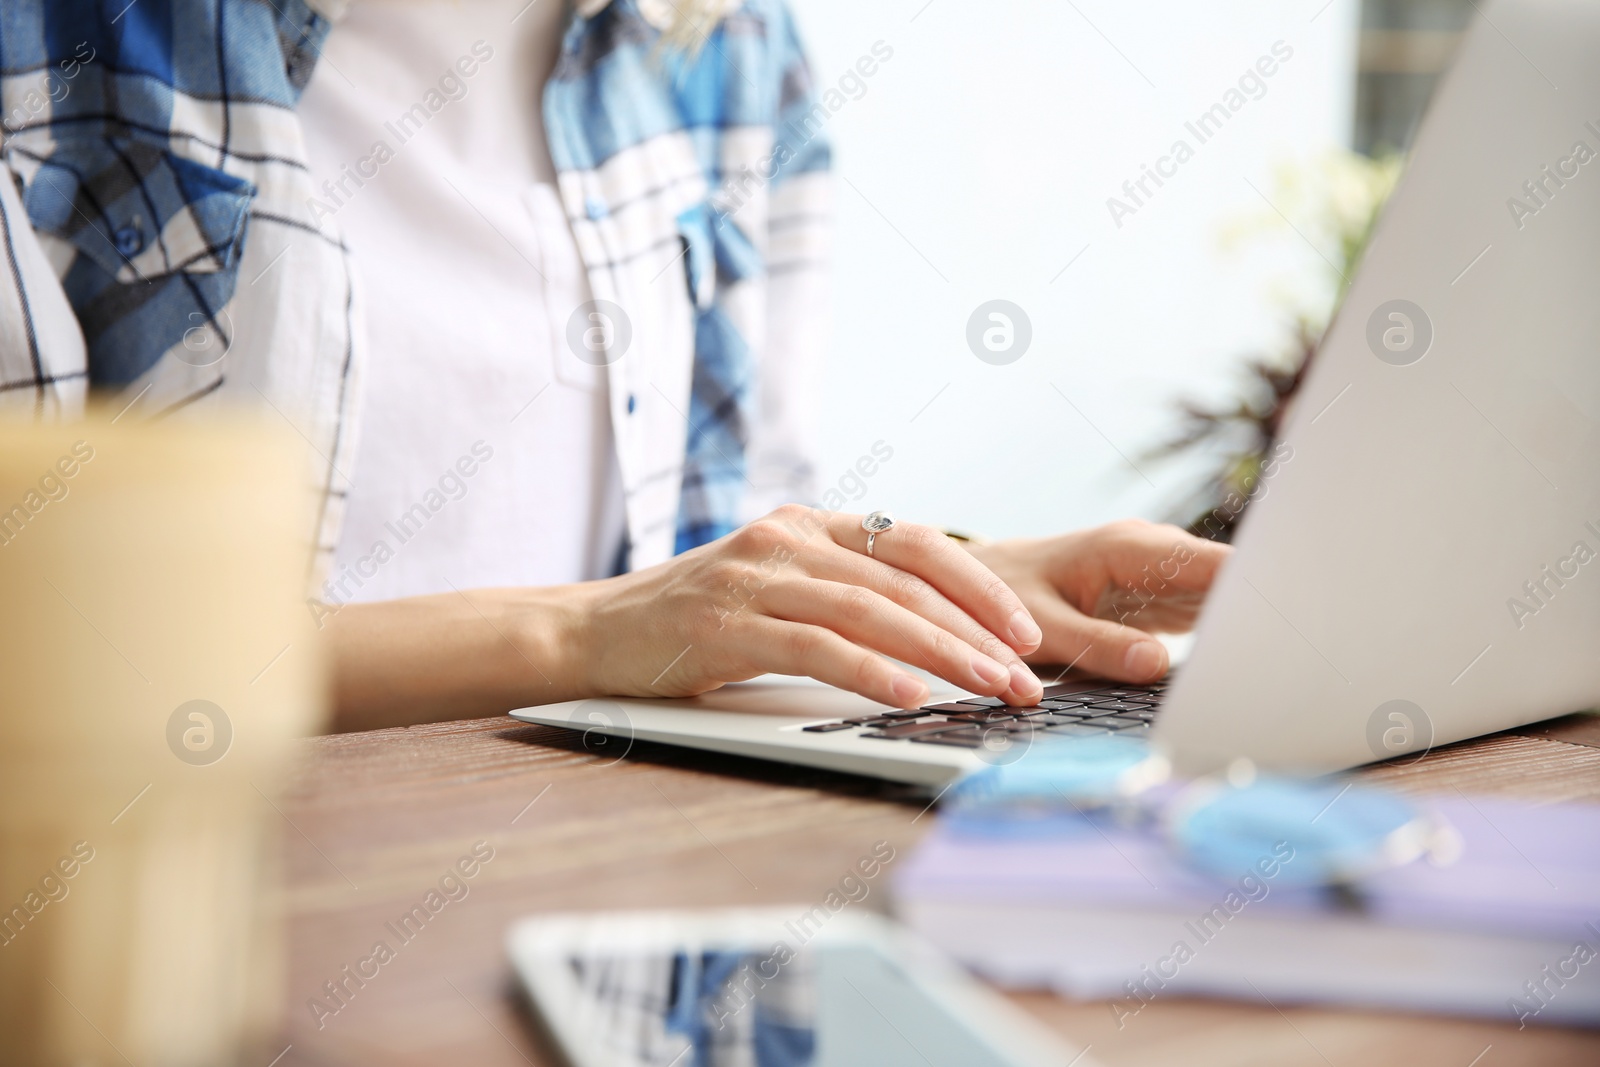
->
503 580 605 704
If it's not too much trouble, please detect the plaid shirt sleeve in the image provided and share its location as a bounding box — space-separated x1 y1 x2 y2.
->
1 0 336 388
1 0 374 583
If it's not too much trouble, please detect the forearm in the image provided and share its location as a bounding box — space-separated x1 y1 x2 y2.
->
321 584 595 732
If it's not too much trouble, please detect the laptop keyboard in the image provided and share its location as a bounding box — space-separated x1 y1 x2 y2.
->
800 681 1166 748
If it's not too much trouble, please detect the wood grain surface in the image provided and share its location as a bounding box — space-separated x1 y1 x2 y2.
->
271 714 1600 1067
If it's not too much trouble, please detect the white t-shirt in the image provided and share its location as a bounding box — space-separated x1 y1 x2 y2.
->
299 0 627 602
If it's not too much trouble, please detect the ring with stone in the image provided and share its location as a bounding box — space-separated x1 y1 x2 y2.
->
861 511 895 558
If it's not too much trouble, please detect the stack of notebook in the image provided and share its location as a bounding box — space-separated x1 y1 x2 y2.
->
892 796 1600 1026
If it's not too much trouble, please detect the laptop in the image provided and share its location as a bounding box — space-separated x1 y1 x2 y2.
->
512 0 1600 786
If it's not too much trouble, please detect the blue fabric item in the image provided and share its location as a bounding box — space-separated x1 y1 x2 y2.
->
948 740 1430 889
949 734 1164 806
1171 779 1422 886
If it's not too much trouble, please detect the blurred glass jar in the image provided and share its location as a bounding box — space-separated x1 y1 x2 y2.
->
0 411 325 1066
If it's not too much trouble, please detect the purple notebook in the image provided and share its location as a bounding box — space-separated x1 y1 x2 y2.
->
893 796 1600 1023
896 796 1600 940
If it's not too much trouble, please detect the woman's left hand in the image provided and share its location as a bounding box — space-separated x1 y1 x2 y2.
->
965 519 1231 683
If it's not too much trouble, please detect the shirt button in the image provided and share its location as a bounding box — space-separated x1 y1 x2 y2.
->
113 225 143 257
585 197 607 221
626 393 637 414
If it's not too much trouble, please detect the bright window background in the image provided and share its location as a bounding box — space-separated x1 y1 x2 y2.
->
791 0 1361 537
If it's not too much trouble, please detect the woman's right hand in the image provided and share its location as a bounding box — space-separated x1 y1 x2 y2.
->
567 505 1047 710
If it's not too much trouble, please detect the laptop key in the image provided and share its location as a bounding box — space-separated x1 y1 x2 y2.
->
862 720 969 740
924 701 991 713
1092 701 1155 712
1096 716 1148 730
1042 722 1114 736
911 729 985 748
996 720 1042 734
877 709 932 719
945 710 1021 724
801 721 855 732
1031 713 1096 727
957 696 1008 708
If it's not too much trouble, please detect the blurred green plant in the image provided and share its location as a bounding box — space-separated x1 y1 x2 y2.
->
1145 149 1403 541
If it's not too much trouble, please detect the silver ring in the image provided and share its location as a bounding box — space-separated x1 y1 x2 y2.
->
861 511 895 558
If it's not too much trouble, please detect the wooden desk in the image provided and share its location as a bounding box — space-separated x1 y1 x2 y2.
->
273 713 1600 1067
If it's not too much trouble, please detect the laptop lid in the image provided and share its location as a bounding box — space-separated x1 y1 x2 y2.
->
1154 0 1600 775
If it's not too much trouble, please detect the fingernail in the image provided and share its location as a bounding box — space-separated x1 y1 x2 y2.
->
1007 609 1042 649
1009 663 1041 700
891 674 929 708
971 654 1007 686
1123 641 1166 680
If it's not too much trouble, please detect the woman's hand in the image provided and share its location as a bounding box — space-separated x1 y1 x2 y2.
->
964 519 1231 683
570 505 1046 709
322 512 1226 731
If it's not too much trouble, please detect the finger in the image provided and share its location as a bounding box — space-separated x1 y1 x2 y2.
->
1094 587 1208 633
757 577 1015 698
822 511 1043 654
1096 521 1233 596
803 550 1043 704
1029 595 1171 683
737 615 930 709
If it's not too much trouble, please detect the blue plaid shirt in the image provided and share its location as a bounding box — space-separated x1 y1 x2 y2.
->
0 0 832 574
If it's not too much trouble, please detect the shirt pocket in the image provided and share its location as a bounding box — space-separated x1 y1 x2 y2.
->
18 136 256 385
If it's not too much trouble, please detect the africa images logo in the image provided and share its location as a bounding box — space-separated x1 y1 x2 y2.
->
1365 699 1433 764
166 700 232 766
966 300 1032 365
1365 299 1433 366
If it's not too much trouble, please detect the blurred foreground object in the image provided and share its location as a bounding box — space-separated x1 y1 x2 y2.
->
897 773 1600 1024
0 412 324 1066
508 908 1095 1067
